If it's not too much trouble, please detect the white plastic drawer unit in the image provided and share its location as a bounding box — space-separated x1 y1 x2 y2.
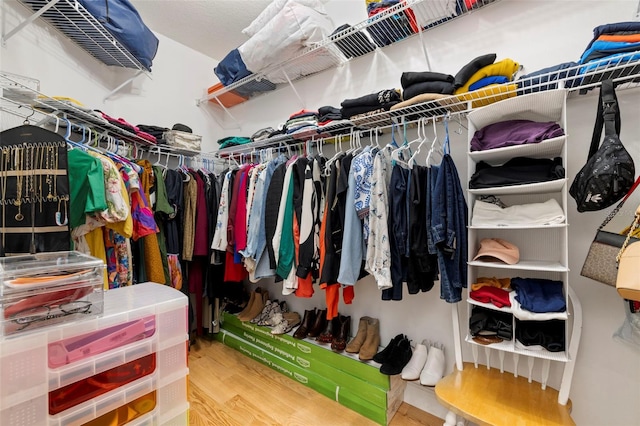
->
0 283 189 426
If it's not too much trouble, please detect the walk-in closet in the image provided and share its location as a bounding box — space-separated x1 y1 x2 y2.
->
1 0 639 425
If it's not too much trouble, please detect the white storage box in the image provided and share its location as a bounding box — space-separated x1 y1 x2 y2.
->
163 130 201 152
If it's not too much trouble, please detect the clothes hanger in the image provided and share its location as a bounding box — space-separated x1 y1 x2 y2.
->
152 146 165 168
391 122 412 168
409 117 433 167
22 106 35 125
427 114 450 166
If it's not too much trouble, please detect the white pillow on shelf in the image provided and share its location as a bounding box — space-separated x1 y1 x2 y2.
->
242 0 327 38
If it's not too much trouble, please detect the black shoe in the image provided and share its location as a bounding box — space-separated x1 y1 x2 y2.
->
373 333 405 364
379 337 413 375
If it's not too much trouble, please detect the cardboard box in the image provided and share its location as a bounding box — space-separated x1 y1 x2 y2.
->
215 328 392 425
221 312 389 390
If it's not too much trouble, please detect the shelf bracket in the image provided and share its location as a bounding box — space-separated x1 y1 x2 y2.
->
2 0 62 45
416 25 432 71
281 69 305 108
103 70 146 102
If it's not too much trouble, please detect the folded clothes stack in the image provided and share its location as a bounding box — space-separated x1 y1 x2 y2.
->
340 88 401 118
454 56 520 94
400 71 455 100
285 109 319 134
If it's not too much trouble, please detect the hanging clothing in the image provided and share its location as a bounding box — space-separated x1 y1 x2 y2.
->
68 149 107 229
136 160 164 284
383 165 409 301
430 154 468 303
407 165 437 294
366 145 393 290
182 171 198 261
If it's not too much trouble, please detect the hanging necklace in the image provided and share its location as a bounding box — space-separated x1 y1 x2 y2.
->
38 144 45 213
45 145 53 200
53 146 67 226
14 147 24 222
52 146 59 200
1 148 8 250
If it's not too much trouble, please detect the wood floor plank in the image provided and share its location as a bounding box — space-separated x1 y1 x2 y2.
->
188 338 443 426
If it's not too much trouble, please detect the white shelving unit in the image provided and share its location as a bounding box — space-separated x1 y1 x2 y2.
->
463 89 581 393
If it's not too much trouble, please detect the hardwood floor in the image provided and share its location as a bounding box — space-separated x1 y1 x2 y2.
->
188 338 444 426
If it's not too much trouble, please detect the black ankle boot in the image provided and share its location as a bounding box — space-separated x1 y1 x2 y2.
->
380 337 413 375
373 333 405 364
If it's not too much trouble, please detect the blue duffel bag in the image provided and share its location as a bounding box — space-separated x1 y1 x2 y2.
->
77 0 159 70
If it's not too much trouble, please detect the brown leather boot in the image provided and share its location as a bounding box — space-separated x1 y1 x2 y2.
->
242 288 267 322
293 309 317 339
346 316 370 354
316 315 338 344
331 315 351 352
307 308 327 338
358 317 380 361
236 289 256 321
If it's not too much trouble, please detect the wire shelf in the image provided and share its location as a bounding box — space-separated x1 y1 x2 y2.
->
1 71 157 148
14 0 150 72
209 52 640 158
199 0 499 107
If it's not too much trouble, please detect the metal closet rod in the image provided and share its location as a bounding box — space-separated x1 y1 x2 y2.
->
213 109 467 159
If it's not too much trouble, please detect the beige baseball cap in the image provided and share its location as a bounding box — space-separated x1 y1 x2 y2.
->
473 238 520 264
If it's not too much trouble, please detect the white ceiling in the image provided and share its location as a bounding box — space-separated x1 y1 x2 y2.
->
130 0 273 62
130 1 366 62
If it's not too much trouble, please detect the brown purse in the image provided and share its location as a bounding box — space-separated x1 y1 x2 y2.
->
616 204 640 302
581 176 640 286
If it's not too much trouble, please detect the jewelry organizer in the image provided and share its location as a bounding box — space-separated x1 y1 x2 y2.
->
0 126 70 255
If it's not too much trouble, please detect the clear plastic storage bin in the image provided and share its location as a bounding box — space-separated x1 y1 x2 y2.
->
0 251 105 338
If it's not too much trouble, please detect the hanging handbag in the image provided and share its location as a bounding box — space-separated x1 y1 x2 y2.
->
581 176 640 286
569 79 635 212
616 204 640 302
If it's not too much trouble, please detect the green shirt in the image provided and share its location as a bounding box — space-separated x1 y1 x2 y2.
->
68 149 107 228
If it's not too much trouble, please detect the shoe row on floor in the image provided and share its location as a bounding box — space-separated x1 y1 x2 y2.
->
236 287 301 334
376 334 446 385
231 288 444 384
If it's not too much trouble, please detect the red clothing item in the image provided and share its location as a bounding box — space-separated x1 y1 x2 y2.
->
469 286 511 308
294 212 313 298
223 250 247 282
192 172 209 256
227 166 249 250
234 165 252 253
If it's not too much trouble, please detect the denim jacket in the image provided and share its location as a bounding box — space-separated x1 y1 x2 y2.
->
430 154 468 303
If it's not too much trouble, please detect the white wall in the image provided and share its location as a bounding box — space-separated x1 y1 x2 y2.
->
2 1 640 425
0 0 223 152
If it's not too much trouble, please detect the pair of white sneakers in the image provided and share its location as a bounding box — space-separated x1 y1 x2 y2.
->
400 340 445 386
